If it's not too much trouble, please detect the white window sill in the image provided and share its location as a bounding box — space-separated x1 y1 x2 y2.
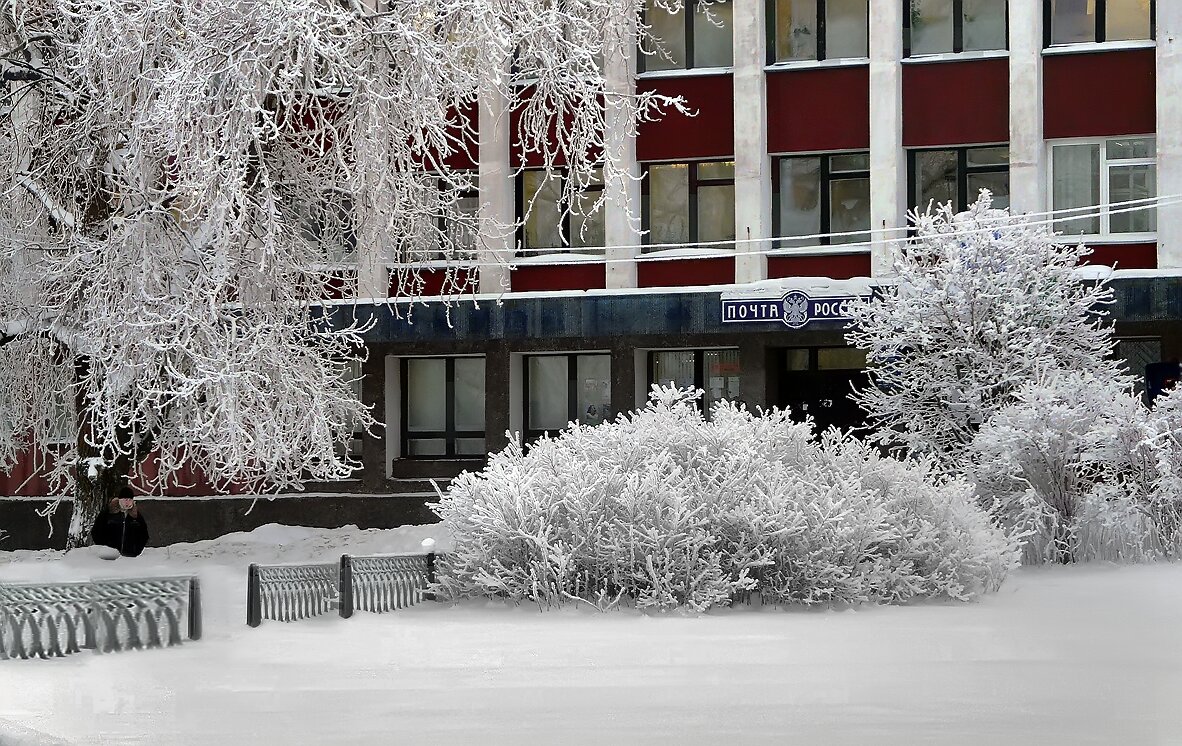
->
1057 233 1158 245
637 66 734 80
902 49 1008 65
766 244 871 258
512 252 605 265
764 57 869 73
1043 39 1156 56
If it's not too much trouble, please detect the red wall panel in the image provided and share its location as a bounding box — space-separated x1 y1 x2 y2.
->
389 267 478 297
903 58 1009 147
1083 242 1157 270
767 66 870 153
637 257 735 287
0 448 54 496
1044 49 1155 139
511 262 607 292
637 75 735 161
768 252 871 280
443 101 479 170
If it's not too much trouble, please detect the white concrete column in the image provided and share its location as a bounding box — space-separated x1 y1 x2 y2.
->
1157 4 1182 267
1008 0 1046 218
603 22 642 289
477 64 514 293
868 0 905 278
355 240 387 300
731 0 771 284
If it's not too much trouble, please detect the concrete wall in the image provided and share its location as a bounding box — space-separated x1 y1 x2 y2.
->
0 495 440 551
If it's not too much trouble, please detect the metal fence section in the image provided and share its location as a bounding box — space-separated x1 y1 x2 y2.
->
0 576 201 660
339 552 437 618
247 551 440 626
246 562 339 627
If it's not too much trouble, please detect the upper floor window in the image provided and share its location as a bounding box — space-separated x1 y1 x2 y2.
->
518 169 605 254
1047 0 1154 46
643 161 735 251
774 152 871 247
905 0 1008 56
440 174 479 259
771 0 869 63
642 0 733 72
910 145 1010 213
1051 137 1156 237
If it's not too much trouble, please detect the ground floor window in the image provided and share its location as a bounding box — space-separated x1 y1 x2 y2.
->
649 349 741 416
523 353 612 441
401 356 486 457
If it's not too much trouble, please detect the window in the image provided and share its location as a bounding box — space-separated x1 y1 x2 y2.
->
642 0 733 72
518 169 605 253
909 145 1009 213
770 0 869 63
441 174 479 258
649 349 741 416
401 356 486 457
904 0 1008 56
283 187 356 263
523 354 612 441
336 359 364 460
643 161 735 251
774 152 870 247
1050 137 1156 236
1047 0 1153 46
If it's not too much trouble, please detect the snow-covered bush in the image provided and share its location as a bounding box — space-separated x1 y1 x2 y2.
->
971 371 1182 564
846 192 1129 472
432 386 1018 611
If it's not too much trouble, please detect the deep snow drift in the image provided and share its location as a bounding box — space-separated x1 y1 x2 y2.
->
1 524 1180 745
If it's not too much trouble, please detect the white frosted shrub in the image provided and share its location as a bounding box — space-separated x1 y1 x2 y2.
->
432 386 1018 611
971 371 1182 564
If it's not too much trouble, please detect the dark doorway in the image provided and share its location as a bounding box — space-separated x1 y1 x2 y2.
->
776 347 868 436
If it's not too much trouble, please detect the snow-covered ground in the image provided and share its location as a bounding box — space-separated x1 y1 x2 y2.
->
2 525 1181 745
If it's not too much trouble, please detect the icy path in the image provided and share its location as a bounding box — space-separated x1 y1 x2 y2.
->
2 525 1181 745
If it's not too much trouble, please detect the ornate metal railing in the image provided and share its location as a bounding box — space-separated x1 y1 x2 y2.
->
0 576 201 660
246 562 339 627
248 551 439 626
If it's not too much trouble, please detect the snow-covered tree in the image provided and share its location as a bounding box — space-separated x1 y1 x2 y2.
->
0 0 683 545
433 386 1018 611
971 370 1182 564
845 192 1130 472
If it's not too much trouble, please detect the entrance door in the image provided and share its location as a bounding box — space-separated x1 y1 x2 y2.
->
777 348 868 436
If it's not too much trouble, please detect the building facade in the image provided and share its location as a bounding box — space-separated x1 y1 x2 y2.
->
4 0 1181 502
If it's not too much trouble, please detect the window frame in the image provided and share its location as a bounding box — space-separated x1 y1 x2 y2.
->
907 144 1010 214
903 0 1010 57
765 0 871 66
521 352 612 443
639 0 735 73
515 168 606 254
640 160 736 252
1044 0 1156 47
772 150 871 248
1047 135 1157 241
399 356 486 459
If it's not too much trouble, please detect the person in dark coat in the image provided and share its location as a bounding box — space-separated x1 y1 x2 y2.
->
91 487 149 557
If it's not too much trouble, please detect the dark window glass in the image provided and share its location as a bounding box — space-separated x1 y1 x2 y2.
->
642 161 735 251
1048 0 1153 46
908 145 1009 213
773 152 870 246
643 0 733 71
